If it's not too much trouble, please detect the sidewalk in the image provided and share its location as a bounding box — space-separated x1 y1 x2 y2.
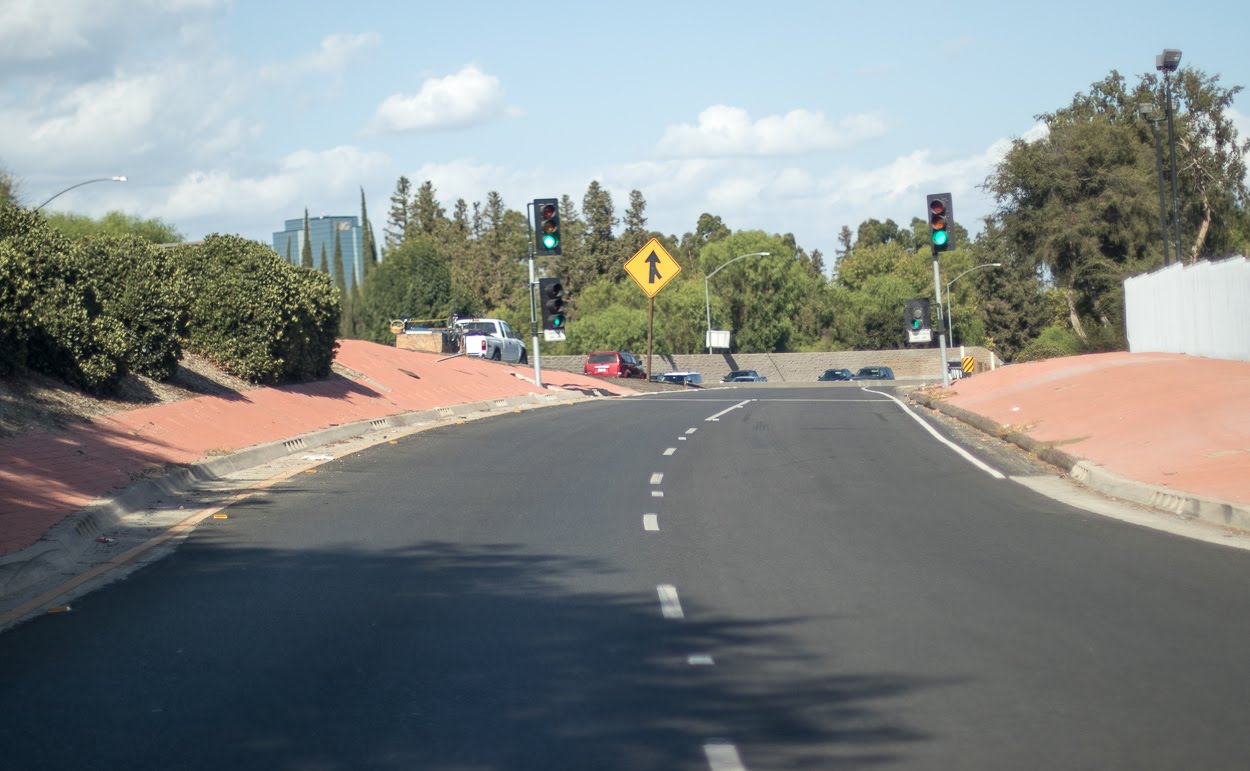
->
0 340 638 558
915 351 1250 526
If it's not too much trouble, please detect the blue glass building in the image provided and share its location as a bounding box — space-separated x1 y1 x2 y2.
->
272 215 364 291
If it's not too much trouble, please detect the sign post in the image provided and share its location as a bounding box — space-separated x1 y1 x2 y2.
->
625 238 682 381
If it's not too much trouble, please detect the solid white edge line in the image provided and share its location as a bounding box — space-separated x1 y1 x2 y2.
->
657 584 684 618
643 514 659 531
703 741 747 771
862 387 1005 479
706 399 752 422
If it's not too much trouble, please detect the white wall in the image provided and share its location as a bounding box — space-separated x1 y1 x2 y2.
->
1125 257 1250 361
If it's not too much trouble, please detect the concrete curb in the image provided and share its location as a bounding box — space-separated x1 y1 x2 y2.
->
0 389 588 604
908 390 1250 533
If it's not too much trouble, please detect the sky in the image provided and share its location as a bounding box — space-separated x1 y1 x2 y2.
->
3 0 1248 264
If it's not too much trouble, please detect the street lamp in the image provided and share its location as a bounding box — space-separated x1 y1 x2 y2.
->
945 262 1001 345
704 251 770 354
1138 101 1171 266
1156 48 1183 263
33 176 127 212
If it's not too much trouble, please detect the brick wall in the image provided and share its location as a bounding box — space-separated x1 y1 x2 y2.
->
540 347 999 382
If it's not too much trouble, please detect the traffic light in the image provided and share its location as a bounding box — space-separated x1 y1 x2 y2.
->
905 298 931 342
533 198 562 256
926 193 954 252
538 277 567 332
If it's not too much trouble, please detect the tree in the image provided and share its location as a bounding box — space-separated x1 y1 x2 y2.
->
43 210 183 244
412 180 447 235
385 175 413 249
301 209 313 268
318 242 329 275
358 236 453 343
332 228 347 292
0 166 17 206
360 187 377 279
679 213 730 263
581 180 618 283
621 189 649 259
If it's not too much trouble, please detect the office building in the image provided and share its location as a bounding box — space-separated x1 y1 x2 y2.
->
272 215 364 291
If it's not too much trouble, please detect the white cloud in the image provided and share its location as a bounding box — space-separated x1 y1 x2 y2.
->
158 146 390 222
367 65 519 134
259 32 381 82
657 105 887 158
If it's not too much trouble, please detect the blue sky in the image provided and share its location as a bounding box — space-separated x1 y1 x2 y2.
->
3 0 1247 263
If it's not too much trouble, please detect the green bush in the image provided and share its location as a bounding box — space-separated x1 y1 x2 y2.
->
1015 325 1082 363
0 204 128 391
70 234 190 380
173 235 339 384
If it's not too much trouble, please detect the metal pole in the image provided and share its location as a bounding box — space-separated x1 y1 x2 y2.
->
1150 116 1171 266
34 176 126 211
1164 73 1183 263
647 297 654 384
933 247 949 388
524 202 542 388
704 276 712 354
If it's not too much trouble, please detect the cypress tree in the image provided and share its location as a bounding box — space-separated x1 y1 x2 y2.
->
301 209 314 268
332 227 347 292
319 242 329 274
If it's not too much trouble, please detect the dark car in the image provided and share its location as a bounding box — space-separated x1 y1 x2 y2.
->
584 351 647 379
722 369 767 383
656 371 704 387
852 366 895 380
817 368 854 381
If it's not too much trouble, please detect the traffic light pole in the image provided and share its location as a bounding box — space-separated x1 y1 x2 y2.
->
525 203 543 389
932 246 950 388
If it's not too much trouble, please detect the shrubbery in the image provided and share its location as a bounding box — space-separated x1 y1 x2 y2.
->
0 204 341 392
173 234 339 384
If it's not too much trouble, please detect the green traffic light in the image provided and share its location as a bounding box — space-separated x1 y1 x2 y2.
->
932 230 948 246
552 315 563 328
912 319 921 329
543 233 559 249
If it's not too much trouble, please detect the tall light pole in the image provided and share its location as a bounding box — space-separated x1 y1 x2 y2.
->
704 251 770 354
945 262 1001 345
34 176 127 212
1157 48 1183 263
1139 102 1172 266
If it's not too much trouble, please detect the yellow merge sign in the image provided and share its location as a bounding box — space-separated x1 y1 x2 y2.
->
625 237 681 298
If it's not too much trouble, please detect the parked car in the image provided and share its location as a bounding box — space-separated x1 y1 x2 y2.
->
722 369 767 383
852 366 895 380
656 371 704 387
584 351 647 379
817 368 854 381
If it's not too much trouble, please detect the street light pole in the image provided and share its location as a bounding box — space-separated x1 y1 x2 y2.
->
703 251 770 354
1139 102 1171 266
1157 48 1183 264
945 262 1002 346
33 176 127 212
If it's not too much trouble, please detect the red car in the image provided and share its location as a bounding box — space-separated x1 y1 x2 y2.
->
584 351 647 379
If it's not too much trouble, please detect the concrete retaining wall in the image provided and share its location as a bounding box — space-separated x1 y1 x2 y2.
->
540 347 998 382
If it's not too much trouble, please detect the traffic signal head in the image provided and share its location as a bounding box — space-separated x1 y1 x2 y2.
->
533 198 562 256
905 298 931 333
539 277 567 331
926 193 954 252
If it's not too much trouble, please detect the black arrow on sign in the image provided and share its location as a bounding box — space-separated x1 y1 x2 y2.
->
646 251 662 283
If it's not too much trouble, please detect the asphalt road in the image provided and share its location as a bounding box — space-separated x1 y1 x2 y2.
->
3 386 1250 769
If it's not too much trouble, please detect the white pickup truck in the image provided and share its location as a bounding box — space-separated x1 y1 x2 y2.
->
454 318 527 364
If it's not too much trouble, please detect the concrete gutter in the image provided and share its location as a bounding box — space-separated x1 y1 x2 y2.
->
908 389 1250 533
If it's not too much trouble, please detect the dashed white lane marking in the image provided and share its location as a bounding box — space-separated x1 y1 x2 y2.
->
705 399 752 422
663 447 676 456
650 472 664 485
643 514 659 531
652 491 664 498
687 653 715 666
704 741 747 770
686 428 698 434
862 387 1006 479
679 437 687 441
657 585 684 618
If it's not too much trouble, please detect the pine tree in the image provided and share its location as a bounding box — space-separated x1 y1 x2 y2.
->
301 208 314 268
385 176 413 249
413 180 447 235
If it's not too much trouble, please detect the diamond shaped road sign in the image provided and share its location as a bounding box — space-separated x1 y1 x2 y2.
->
624 237 682 298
